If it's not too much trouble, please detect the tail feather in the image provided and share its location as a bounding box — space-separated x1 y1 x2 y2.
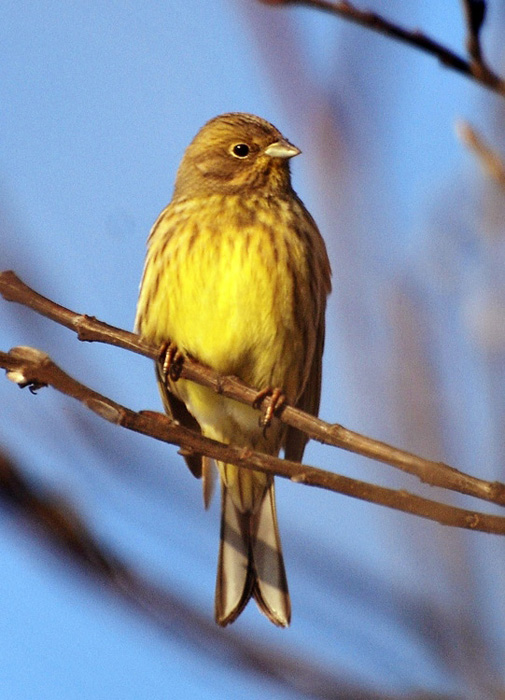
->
251 484 291 626
215 482 255 626
215 480 290 627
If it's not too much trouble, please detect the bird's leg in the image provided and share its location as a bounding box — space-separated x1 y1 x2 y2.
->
159 340 184 383
253 386 286 428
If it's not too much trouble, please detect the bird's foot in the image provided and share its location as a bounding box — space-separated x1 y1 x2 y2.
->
159 341 184 382
253 386 286 428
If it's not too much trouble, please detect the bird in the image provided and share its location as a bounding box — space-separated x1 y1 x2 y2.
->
135 112 331 626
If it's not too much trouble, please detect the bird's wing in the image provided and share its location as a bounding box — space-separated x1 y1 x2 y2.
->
155 362 203 479
283 314 325 463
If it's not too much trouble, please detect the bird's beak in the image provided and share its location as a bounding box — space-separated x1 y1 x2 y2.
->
264 139 301 159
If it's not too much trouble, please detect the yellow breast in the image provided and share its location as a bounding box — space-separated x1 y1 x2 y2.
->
136 194 312 399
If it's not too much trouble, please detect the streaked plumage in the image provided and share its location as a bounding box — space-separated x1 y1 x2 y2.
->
135 113 331 626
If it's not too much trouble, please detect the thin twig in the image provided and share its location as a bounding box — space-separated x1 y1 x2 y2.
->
456 120 505 193
2 270 505 509
461 0 487 65
259 0 505 96
2 345 505 535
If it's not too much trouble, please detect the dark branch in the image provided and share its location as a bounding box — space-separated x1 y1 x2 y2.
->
259 0 505 96
0 450 369 697
461 0 487 64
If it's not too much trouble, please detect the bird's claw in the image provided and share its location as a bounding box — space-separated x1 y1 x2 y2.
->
160 341 184 382
253 386 286 429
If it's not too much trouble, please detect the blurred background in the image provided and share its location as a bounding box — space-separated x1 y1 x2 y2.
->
2 1 505 697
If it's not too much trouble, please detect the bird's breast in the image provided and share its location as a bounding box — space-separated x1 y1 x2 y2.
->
137 195 312 395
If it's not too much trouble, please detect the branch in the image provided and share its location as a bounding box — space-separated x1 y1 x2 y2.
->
3 344 505 535
259 0 505 96
461 0 487 64
456 120 505 193
0 448 126 579
0 451 363 696
2 270 505 511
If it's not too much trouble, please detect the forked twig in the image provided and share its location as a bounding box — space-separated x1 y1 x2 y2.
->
259 0 505 96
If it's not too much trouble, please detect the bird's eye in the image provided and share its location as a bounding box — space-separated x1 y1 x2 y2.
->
231 143 250 159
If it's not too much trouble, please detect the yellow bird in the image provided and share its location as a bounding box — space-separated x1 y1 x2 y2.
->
136 113 331 626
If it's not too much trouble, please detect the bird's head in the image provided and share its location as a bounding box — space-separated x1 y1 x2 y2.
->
173 112 300 198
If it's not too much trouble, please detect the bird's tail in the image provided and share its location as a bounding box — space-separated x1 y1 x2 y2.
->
214 479 290 627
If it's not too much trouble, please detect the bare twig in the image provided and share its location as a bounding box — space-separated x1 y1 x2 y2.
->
461 0 487 65
456 120 505 193
259 0 505 96
2 345 505 535
2 270 505 510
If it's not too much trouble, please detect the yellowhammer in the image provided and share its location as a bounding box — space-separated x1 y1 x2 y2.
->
135 113 331 626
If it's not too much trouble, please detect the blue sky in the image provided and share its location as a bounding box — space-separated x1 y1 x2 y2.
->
2 1 505 698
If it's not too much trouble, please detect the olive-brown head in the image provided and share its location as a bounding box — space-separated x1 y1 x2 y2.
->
173 112 301 198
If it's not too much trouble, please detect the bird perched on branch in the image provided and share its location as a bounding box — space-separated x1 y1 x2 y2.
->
136 112 331 626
